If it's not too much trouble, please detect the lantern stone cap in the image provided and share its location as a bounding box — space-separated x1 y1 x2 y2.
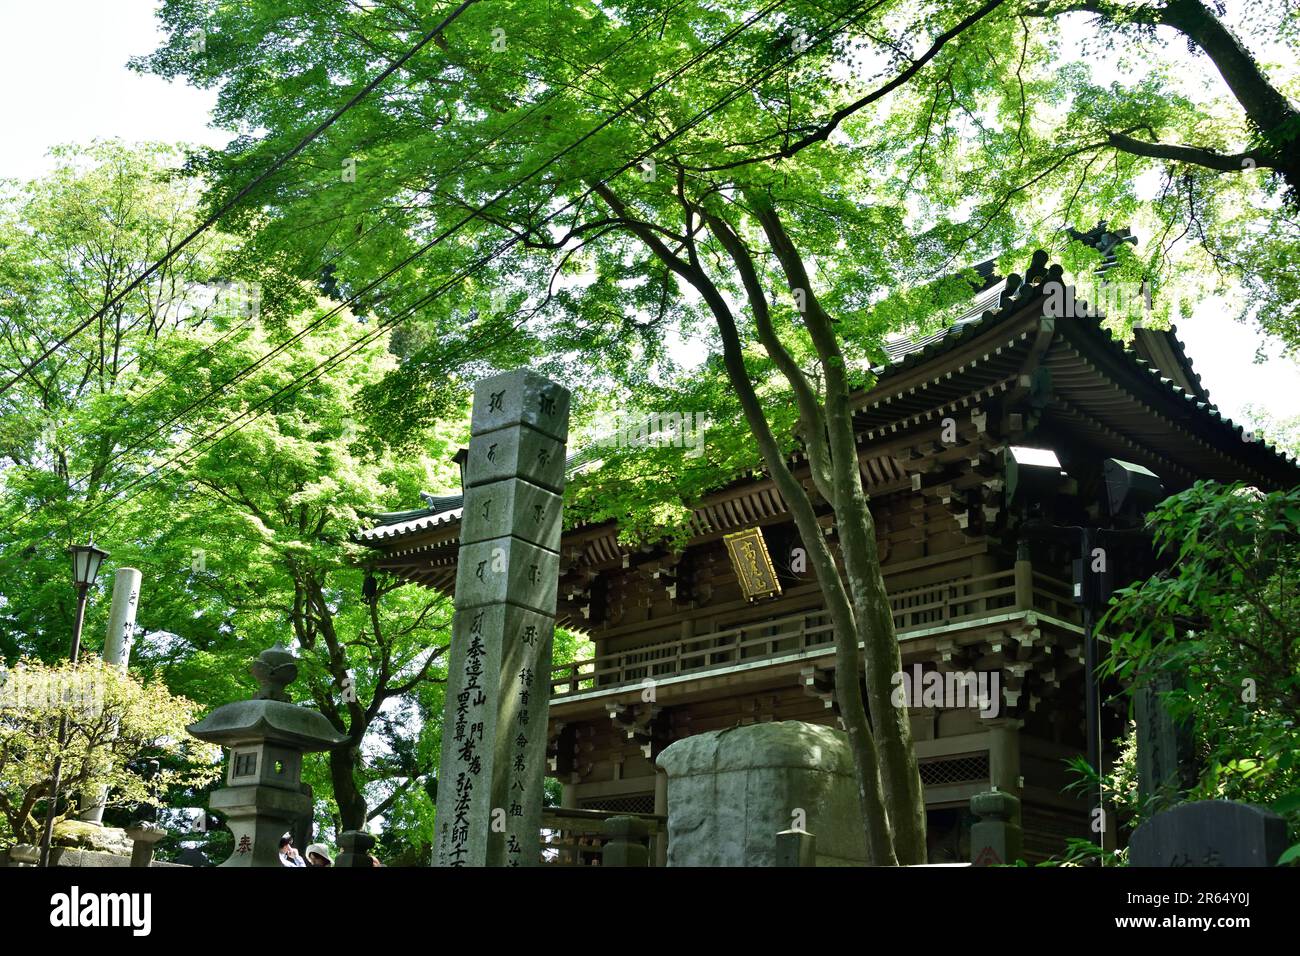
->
187 698 347 750
186 644 347 750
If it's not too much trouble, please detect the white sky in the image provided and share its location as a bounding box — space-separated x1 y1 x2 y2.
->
0 0 1297 431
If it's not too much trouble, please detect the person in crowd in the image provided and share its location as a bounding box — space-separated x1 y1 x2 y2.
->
279 836 305 867
305 843 334 867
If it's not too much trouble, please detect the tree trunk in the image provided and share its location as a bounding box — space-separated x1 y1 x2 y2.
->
330 743 368 833
750 194 929 864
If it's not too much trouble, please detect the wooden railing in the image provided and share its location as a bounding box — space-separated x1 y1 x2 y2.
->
550 565 1078 698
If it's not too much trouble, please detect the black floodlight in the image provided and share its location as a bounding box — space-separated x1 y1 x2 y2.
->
1005 445 1064 507
1103 458 1164 526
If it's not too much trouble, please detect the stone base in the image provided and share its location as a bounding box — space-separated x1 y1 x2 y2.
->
0 848 187 868
655 721 869 866
211 784 311 867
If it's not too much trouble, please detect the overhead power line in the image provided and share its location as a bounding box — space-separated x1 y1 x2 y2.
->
0 0 482 401
79 0 879 533
24 0 695 498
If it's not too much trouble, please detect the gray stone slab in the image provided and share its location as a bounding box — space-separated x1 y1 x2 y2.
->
471 369 570 443
1129 800 1288 867
461 478 563 550
454 536 560 614
465 425 566 494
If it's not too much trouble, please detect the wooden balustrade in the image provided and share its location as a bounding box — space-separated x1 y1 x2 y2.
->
550 568 1079 698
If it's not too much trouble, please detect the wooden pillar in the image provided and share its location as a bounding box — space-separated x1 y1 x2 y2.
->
1014 559 1034 610
986 719 1023 827
973 553 997 613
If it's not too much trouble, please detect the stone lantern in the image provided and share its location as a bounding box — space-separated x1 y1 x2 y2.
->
188 645 346 867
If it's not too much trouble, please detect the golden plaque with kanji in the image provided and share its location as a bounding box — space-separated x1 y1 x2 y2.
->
723 527 782 601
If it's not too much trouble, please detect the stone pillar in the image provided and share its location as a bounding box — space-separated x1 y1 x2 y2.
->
103 568 142 670
601 816 651 867
1135 670 1195 807
292 783 314 862
336 830 377 867
970 790 1022 866
81 568 142 825
653 769 668 867
433 370 570 867
560 782 579 809
776 829 816 867
126 822 166 867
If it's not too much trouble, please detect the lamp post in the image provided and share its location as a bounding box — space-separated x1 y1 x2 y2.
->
38 540 110 867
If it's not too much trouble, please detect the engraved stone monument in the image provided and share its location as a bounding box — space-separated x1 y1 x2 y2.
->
1129 800 1288 867
434 369 569 867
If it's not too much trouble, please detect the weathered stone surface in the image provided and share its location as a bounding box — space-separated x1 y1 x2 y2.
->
453 536 560 613
52 819 133 855
465 425 566 493
470 368 571 443
1130 800 1288 867
775 829 816 867
602 816 652 867
655 721 867 867
461 479 563 549
436 370 569 868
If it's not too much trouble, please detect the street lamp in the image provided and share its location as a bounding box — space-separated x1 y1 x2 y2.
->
38 539 110 867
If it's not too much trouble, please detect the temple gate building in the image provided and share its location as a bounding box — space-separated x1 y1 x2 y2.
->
357 249 1300 863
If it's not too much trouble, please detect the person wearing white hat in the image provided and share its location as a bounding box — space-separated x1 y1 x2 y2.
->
304 843 334 867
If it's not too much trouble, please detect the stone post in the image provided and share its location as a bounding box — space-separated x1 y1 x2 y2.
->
433 369 569 867
336 830 377 867
776 829 816 866
601 816 651 867
126 822 166 867
81 567 142 825
653 769 668 867
986 718 1023 829
970 789 1022 866
1135 670 1196 807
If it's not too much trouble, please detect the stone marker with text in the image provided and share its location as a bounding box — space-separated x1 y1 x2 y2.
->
434 369 569 867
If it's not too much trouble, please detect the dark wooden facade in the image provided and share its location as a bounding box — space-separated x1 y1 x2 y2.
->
358 258 1300 863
